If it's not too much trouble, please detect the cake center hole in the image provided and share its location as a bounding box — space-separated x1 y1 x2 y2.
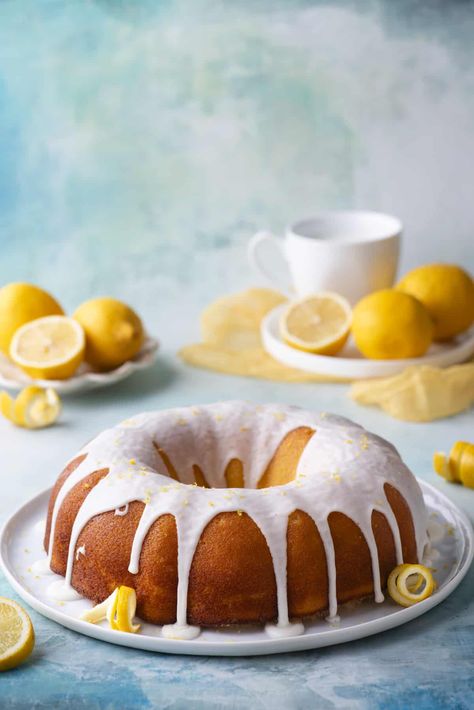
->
154 426 315 490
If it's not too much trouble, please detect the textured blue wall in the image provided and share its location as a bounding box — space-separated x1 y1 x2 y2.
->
0 0 473 315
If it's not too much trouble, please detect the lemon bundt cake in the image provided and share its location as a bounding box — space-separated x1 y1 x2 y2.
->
44 402 427 639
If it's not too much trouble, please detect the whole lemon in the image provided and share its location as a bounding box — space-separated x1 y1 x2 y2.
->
397 264 474 341
0 282 63 355
73 297 144 371
352 289 433 359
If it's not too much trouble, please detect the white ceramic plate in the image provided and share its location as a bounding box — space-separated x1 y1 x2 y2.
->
0 481 472 657
262 305 474 379
0 337 159 394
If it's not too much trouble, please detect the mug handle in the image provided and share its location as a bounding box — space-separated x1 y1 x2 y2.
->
247 230 290 293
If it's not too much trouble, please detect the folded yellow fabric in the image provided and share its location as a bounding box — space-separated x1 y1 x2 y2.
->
179 288 342 382
350 363 474 422
180 287 474 421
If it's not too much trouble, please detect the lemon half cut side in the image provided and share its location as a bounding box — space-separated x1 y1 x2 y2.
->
280 293 352 355
0 597 35 671
10 316 85 380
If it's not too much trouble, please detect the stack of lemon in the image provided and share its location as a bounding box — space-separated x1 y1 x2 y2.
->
281 264 474 360
0 283 145 378
0 283 145 428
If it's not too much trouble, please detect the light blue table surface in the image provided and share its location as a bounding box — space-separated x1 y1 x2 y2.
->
1 339 473 709
1 1 474 707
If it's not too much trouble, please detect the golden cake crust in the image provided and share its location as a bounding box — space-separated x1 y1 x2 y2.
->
45 421 418 626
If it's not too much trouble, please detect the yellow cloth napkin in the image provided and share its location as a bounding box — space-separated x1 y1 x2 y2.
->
350 363 474 422
179 287 474 421
179 288 342 383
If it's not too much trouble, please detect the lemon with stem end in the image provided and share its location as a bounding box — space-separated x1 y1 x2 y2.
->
74 298 144 371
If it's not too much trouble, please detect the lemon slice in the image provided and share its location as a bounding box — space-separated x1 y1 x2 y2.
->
10 316 85 380
0 597 35 671
280 293 352 355
387 564 436 607
0 386 61 429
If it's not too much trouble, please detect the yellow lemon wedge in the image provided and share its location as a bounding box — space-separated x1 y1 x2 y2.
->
280 293 352 355
0 597 35 671
387 564 436 608
0 386 61 429
10 316 85 380
80 586 140 633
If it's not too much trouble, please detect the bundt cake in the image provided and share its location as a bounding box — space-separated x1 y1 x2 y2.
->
44 401 427 639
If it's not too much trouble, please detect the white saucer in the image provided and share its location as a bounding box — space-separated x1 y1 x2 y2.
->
0 337 159 394
262 305 474 379
0 481 471 657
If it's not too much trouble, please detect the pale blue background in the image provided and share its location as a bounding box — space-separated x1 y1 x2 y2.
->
0 1 473 708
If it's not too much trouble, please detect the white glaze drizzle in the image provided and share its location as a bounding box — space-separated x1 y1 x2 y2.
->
46 402 428 637
31 557 54 576
47 579 82 601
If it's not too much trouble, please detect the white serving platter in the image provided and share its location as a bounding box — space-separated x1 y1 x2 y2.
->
262 305 474 379
0 337 159 394
0 481 472 657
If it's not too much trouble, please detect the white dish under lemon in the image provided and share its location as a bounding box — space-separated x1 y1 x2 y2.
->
262 305 474 379
0 336 159 394
0 481 471 657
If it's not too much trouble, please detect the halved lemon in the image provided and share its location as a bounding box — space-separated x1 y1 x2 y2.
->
280 293 352 355
0 386 61 429
0 597 35 671
10 316 85 380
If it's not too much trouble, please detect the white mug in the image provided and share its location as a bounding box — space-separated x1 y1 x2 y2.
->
248 210 402 304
